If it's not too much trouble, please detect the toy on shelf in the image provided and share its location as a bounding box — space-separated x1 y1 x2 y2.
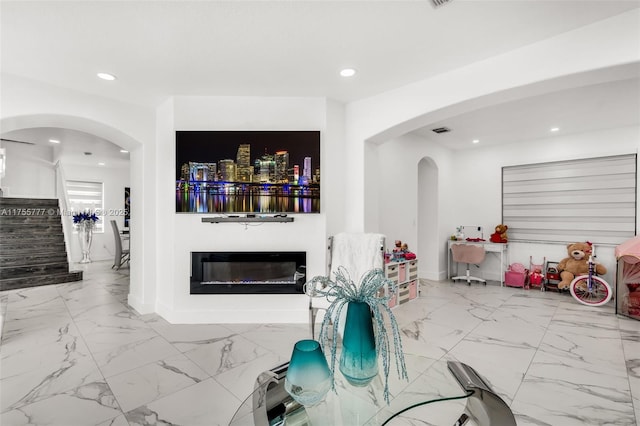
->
490 224 508 243
390 240 416 261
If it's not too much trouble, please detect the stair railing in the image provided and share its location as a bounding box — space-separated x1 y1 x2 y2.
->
54 161 73 266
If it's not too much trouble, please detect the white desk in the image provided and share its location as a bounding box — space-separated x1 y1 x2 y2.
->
447 240 508 286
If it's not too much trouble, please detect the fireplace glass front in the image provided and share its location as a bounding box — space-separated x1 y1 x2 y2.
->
190 251 306 294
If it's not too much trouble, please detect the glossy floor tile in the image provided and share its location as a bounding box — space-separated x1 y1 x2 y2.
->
1 261 638 425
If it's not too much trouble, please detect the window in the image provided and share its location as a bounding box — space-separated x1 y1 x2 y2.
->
66 180 104 233
502 154 636 245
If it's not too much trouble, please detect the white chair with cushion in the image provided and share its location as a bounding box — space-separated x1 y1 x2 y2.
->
305 232 385 338
451 243 486 285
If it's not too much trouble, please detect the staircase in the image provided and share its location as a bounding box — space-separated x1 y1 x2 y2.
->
0 197 83 291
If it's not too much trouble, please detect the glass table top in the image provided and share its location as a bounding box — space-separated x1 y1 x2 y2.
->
229 357 479 426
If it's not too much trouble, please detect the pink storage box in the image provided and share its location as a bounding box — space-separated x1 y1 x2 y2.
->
399 263 407 282
408 281 418 299
388 293 397 308
505 263 527 288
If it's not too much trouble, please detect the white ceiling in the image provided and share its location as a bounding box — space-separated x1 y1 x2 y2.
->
1 127 130 169
414 73 640 150
1 1 640 156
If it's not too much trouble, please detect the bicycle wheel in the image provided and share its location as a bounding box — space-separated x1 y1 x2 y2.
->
569 275 612 306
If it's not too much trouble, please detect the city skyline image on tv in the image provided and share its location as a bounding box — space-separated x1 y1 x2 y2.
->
176 130 320 214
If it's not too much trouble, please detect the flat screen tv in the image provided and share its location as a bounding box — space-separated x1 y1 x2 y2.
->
176 130 320 214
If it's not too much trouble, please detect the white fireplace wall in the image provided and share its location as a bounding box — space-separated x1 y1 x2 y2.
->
154 96 344 323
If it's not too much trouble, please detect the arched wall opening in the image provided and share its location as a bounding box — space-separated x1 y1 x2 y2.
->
352 7 639 237
1 114 142 151
362 62 638 281
0 113 146 304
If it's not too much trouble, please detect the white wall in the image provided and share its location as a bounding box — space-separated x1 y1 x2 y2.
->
0 141 55 198
1 73 154 316
374 133 455 280
451 125 640 285
349 9 640 234
61 163 130 263
379 125 640 285
152 96 345 323
2 8 637 324
349 9 639 285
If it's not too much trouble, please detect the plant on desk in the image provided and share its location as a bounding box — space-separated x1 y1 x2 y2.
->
307 267 408 403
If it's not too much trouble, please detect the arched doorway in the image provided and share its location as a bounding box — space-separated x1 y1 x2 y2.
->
417 157 439 280
1 113 144 299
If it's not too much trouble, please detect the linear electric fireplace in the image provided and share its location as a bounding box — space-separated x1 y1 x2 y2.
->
190 251 306 294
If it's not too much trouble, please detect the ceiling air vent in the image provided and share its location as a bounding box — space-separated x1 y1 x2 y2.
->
431 0 453 8
431 127 451 134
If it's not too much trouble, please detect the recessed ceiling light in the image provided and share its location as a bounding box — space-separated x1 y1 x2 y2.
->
472 139 480 144
98 162 105 166
340 68 357 77
120 149 129 153
97 72 116 81
48 139 60 144
550 127 560 132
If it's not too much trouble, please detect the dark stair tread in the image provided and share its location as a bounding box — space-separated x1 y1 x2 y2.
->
0 234 65 243
0 215 62 222
0 270 83 291
0 197 78 291
0 263 74 281
0 197 60 206
0 262 71 278
0 242 66 251
1 224 63 232
0 254 69 267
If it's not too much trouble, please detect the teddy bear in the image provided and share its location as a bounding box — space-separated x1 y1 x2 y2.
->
490 224 508 243
557 242 607 289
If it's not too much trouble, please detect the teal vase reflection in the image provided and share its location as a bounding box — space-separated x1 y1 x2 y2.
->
340 301 378 386
284 339 332 406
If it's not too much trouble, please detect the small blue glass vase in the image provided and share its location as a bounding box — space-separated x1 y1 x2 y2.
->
284 339 332 406
339 301 378 386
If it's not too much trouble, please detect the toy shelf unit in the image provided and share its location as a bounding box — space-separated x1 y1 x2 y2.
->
384 258 419 308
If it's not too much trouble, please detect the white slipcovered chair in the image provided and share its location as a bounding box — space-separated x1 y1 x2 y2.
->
305 232 385 338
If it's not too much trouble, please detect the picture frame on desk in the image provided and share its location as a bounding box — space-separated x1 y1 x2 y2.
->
460 225 483 240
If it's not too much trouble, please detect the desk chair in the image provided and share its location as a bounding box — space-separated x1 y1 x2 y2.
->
305 232 385 338
110 220 130 270
451 243 486 285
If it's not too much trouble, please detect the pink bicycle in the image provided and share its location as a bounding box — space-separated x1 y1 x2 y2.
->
569 248 612 307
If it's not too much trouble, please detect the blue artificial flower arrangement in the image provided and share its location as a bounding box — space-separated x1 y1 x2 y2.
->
72 211 99 230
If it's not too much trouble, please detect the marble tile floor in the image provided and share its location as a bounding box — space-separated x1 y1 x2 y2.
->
1 261 638 426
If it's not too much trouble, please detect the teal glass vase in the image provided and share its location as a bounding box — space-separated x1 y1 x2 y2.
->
284 339 332 406
339 301 378 386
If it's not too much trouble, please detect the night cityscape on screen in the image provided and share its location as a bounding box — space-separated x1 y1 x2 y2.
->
176 131 320 213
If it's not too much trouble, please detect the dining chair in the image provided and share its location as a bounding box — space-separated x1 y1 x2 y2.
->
110 220 130 270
